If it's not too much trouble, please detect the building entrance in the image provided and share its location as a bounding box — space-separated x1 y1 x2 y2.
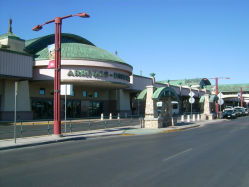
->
88 101 103 117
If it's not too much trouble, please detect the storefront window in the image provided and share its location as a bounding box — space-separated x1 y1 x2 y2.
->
82 91 87 97
88 101 103 117
39 88 45 95
93 91 98 98
32 99 53 119
32 98 81 119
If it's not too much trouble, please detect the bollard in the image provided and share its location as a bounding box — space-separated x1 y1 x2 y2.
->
171 117 175 126
70 121 72 133
109 113 112 120
187 115 190 123
88 119 91 129
181 115 184 123
192 114 196 122
20 121 23 137
117 113 120 119
101 113 104 121
47 124 50 135
197 114 200 121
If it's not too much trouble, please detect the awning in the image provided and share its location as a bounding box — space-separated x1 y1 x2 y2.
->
199 96 205 103
152 87 179 100
136 89 147 100
209 94 219 103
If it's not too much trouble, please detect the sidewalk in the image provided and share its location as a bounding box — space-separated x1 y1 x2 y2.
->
0 119 226 150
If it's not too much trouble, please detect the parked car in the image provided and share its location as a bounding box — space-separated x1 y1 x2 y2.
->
245 108 249 115
234 107 246 116
222 109 237 119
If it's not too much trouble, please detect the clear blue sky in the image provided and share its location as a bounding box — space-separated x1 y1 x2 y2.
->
1 0 248 85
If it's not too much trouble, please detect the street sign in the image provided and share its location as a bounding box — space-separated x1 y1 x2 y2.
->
61 84 74 96
157 101 162 107
189 97 195 104
189 91 195 97
218 92 223 98
218 98 224 105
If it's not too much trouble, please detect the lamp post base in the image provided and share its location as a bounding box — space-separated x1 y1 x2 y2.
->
52 134 63 138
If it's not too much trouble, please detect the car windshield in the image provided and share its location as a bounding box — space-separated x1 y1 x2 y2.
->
225 110 233 114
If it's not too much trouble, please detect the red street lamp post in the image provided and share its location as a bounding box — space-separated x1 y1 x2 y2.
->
32 12 90 136
239 87 249 107
209 77 230 115
240 87 243 107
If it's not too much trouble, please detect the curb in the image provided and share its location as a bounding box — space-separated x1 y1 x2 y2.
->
161 124 200 133
0 132 124 151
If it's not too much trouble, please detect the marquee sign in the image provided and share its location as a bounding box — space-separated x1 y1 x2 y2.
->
67 69 130 82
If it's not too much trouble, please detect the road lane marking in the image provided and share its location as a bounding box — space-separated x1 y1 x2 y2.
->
163 148 193 162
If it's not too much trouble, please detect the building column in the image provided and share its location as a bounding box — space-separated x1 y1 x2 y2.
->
117 89 131 116
202 94 213 120
145 86 157 118
0 80 33 121
144 85 163 128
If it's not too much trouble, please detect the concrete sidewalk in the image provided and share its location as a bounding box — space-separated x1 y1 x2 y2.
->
0 119 226 150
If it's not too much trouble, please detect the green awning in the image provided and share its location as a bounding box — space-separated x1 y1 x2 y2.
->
137 89 147 100
152 87 179 100
199 96 205 103
209 94 218 103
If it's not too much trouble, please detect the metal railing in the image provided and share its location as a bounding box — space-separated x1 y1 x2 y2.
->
0 115 143 141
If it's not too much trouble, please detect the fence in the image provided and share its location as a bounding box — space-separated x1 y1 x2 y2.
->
0 113 205 141
0 115 143 141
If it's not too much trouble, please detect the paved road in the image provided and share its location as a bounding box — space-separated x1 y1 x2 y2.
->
1 117 249 187
0 118 141 139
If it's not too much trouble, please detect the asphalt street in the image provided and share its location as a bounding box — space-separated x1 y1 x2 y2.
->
1 117 249 187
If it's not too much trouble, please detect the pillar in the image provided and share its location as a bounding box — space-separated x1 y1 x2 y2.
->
144 85 163 128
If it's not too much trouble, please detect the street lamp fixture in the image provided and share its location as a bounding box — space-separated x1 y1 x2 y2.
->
32 25 43 31
32 12 90 136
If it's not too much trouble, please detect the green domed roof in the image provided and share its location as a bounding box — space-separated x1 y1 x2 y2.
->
25 33 130 67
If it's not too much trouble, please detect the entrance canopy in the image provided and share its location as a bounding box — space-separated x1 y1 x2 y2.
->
137 87 179 101
137 89 147 100
152 87 179 101
199 94 218 103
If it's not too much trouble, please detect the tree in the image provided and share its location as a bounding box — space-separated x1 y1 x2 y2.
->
150 73 156 77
